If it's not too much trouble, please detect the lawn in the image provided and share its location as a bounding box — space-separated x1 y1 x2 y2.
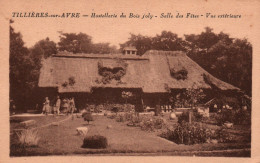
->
10 114 251 157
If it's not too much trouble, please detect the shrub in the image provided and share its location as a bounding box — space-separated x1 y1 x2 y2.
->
154 105 161 116
177 110 203 124
214 108 251 125
215 129 236 143
177 111 190 123
140 119 155 132
82 135 108 149
83 112 94 124
233 109 251 125
140 117 166 131
124 112 134 121
165 122 216 145
86 104 95 112
95 104 104 113
116 114 126 122
111 107 119 113
123 104 135 113
68 76 76 86
16 129 40 147
170 68 188 80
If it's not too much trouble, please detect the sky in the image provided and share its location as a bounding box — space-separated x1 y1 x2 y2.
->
3 0 258 48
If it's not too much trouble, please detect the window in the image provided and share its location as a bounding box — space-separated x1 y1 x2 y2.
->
127 50 131 54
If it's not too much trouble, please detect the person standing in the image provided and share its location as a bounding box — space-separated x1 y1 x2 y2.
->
42 97 50 115
70 97 76 119
55 96 61 115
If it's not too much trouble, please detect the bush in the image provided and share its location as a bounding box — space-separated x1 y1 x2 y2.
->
163 122 216 145
177 110 203 124
139 117 166 131
140 119 155 131
160 122 243 145
111 107 119 113
170 68 188 80
154 105 161 116
214 108 251 125
83 112 94 124
116 114 126 122
82 135 108 149
95 104 104 113
16 129 40 147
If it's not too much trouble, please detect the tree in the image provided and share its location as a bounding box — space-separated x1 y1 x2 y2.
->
120 34 153 55
58 32 118 54
152 31 186 52
184 84 206 109
29 38 57 83
185 27 252 95
10 20 32 111
120 31 186 55
91 43 117 54
58 32 93 53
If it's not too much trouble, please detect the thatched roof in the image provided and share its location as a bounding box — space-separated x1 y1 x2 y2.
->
38 50 238 93
123 46 137 51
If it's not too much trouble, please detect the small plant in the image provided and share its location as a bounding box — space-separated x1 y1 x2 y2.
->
83 112 94 124
116 114 126 122
122 91 133 104
16 129 40 147
68 76 76 86
96 59 128 84
82 135 108 149
62 81 68 88
177 110 204 124
169 122 215 145
170 68 188 80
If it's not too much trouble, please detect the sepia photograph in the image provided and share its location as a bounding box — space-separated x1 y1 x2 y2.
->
1 0 260 161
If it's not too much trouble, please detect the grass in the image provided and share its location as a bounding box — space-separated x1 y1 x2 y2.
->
16 129 40 147
10 114 251 157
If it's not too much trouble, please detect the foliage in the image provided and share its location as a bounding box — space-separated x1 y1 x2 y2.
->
111 107 119 113
177 110 204 124
216 129 237 143
82 135 108 149
16 129 40 147
170 68 188 80
185 27 252 95
68 76 76 86
121 27 252 95
96 59 128 84
162 122 217 145
10 21 37 110
183 84 206 108
116 114 126 122
154 105 161 116
122 91 133 103
214 108 251 125
120 31 186 55
129 116 166 132
83 112 94 124
58 32 117 54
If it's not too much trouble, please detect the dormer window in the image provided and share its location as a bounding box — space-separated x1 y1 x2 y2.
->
123 46 137 55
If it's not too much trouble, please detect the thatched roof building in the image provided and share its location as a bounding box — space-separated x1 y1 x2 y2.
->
39 50 238 93
38 50 240 109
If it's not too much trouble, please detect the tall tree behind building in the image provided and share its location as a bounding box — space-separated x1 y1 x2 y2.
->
57 32 118 54
185 27 252 95
10 20 32 111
